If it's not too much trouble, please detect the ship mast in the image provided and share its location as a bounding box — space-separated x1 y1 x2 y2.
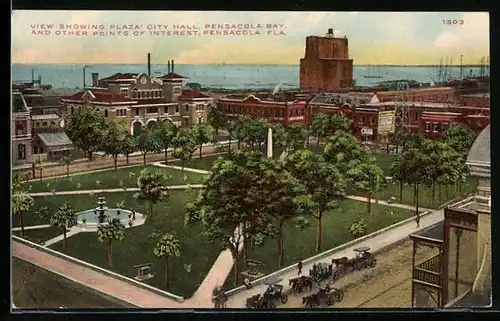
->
438 58 443 83
443 56 448 81
480 57 485 78
460 55 463 79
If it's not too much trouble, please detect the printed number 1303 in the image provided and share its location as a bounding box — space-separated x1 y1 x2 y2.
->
443 19 464 25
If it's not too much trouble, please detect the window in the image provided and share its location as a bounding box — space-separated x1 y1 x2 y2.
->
175 106 180 114
141 91 146 98
70 106 74 114
198 116 203 124
146 91 151 98
370 117 375 125
17 144 26 160
50 121 56 125
433 123 439 133
135 108 140 116
116 109 127 117
442 123 449 132
185 105 190 112
146 106 158 114
414 112 420 122
425 122 431 132
360 116 365 124
104 109 108 118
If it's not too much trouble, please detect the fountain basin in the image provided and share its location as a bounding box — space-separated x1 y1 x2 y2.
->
75 209 144 229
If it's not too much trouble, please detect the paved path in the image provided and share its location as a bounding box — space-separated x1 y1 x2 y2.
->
28 185 205 197
152 163 211 175
12 224 51 231
44 227 82 246
345 195 432 212
224 208 444 308
12 241 184 308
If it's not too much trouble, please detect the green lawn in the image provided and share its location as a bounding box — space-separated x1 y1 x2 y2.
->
36 190 222 299
12 227 62 244
26 165 207 193
223 199 415 289
12 257 131 308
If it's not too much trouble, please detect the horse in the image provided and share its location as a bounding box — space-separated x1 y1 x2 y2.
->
246 294 261 309
332 257 356 273
299 276 314 292
302 294 320 308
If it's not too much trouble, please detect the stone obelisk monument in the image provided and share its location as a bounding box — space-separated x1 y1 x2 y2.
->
267 127 273 158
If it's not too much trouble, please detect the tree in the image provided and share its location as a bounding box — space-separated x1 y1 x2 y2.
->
171 127 197 171
270 123 287 152
12 192 34 237
59 155 73 178
228 117 247 149
389 156 405 203
49 202 77 250
323 130 369 173
134 168 169 216
207 105 228 135
398 148 431 226
97 218 125 267
285 124 309 152
421 139 462 208
400 132 425 152
346 163 385 215
185 150 276 285
193 123 215 159
135 132 160 165
285 150 346 252
243 118 268 149
120 133 137 165
101 121 127 169
154 120 177 163
64 106 106 161
442 123 477 156
151 232 181 287
325 114 354 137
310 113 329 145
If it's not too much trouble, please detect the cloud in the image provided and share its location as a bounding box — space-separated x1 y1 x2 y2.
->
433 12 489 51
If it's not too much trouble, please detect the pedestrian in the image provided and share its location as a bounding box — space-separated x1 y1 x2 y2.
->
415 213 420 228
297 261 303 275
244 277 252 289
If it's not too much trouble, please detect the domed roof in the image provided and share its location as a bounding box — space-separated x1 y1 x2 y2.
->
466 125 490 178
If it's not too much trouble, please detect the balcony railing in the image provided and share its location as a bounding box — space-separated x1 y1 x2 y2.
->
414 254 442 286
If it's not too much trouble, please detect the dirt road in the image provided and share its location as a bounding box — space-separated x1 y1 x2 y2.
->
278 240 434 309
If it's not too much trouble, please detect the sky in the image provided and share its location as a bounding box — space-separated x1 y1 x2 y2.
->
11 11 490 65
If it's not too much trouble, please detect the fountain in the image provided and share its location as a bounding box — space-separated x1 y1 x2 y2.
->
74 196 146 231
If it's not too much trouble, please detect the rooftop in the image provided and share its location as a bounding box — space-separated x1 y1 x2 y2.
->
180 89 211 99
37 132 73 147
63 90 135 104
467 125 490 165
461 93 490 99
158 72 187 80
12 92 29 113
409 221 443 243
100 73 140 81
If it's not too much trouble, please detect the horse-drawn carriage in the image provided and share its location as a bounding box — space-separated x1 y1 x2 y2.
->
289 275 314 293
246 279 288 309
302 282 344 308
309 262 340 284
331 246 377 276
212 286 228 308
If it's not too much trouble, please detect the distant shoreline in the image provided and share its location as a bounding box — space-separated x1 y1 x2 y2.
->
12 63 490 68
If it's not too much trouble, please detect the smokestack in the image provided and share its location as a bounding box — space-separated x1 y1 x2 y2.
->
168 60 171 73
327 28 334 37
172 60 174 73
91 73 99 87
147 53 151 76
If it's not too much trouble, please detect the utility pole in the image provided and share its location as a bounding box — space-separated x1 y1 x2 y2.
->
460 55 463 79
395 81 410 133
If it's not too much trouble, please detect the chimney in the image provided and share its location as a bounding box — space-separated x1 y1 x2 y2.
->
168 60 171 73
327 28 334 38
91 73 99 87
172 60 174 73
147 53 151 76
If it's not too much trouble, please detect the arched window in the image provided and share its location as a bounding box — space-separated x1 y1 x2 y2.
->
104 109 108 118
71 106 74 114
17 144 26 160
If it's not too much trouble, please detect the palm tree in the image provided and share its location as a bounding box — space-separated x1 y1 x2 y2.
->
59 156 73 178
134 169 169 216
151 232 181 287
12 192 34 237
97 218 125 267
49 202 77 250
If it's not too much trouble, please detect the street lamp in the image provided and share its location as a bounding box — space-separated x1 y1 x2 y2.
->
83 65 93 90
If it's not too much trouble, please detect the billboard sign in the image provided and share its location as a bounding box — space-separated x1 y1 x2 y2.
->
378 110 396 134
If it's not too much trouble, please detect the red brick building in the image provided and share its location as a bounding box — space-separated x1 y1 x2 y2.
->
376 87 455 103
459 93 490 108
300 29 354 92
217 95 307 126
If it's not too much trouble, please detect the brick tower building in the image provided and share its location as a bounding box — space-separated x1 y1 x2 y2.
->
300 28 354 93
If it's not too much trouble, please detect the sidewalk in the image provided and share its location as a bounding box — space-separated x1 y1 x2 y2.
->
224 207 444 308
28 185 205 197
12 224 51 231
